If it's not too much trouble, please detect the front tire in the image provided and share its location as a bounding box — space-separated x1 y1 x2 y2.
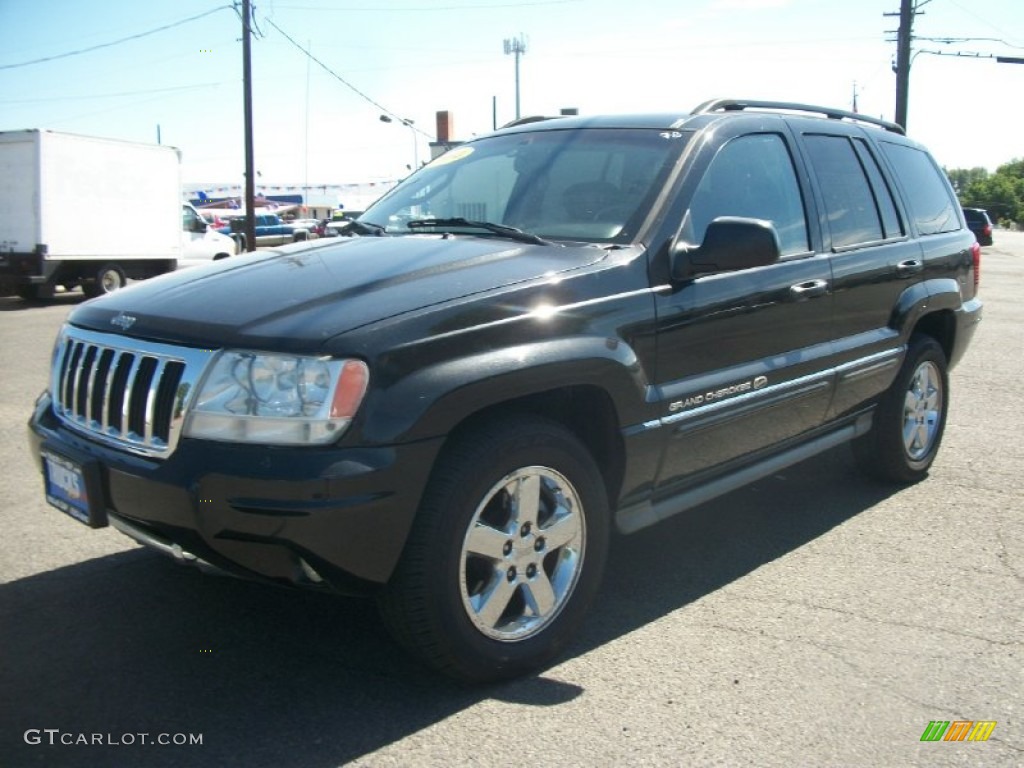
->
378 417 610 682
854 334 949 483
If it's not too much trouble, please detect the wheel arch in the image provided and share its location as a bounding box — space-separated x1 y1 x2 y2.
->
894 277 961 363
355 335 641 515
439 384 627 513
911 308 956 364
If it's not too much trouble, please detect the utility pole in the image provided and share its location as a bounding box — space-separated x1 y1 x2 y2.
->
242 0 256 252
503 36 526 120
887 0 926 130
887 1 1020 130
893 0 913 129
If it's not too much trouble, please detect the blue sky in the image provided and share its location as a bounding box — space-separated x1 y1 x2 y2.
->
1 0 1021 188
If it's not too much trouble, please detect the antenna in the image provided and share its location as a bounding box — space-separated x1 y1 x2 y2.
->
503 35 527 120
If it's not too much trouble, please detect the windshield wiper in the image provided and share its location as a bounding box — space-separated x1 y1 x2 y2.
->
405 217 552 246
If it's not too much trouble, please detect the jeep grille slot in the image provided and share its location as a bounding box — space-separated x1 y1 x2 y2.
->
51 327 215 458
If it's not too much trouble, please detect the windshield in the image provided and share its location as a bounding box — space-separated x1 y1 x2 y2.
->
361 127 688 244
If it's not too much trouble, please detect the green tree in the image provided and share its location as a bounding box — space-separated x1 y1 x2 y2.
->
949 158 1024 226
945 167 988 196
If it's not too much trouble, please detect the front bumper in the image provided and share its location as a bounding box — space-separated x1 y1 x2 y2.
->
28 392 443 594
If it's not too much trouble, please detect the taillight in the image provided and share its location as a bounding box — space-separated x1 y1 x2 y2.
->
971 241 981 294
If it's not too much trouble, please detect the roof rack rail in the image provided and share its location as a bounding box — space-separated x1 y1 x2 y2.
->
500 115 564 129
691 99 905 135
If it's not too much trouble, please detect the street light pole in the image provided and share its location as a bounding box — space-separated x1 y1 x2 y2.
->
380 115 418 171
241 0 256 252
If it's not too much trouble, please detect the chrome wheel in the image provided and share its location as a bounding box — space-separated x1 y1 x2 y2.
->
459 466 585 642
902 360 943 461
378 417 609 681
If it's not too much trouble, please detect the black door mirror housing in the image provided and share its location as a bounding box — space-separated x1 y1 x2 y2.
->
672 216 782 280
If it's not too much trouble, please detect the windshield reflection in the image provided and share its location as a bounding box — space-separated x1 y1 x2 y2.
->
361 128 688 244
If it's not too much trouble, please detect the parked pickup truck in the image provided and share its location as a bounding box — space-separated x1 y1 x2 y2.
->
218 214 311 249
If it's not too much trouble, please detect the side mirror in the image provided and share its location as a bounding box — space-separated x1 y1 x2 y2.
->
190 219 208 234
671 216 781 280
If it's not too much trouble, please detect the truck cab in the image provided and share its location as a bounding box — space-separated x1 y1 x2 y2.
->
179 203 238 268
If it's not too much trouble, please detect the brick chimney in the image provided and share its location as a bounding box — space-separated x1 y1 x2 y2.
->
430 110 461 160
436 110 454 143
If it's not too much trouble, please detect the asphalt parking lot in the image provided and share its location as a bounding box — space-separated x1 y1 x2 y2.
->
1 233 1021 767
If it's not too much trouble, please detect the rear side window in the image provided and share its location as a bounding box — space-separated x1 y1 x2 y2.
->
964 208 989 225
803 134 892 248
881 142 960 235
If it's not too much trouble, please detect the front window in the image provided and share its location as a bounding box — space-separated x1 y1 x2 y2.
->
181 205 202 232
682 133 810 257
361 127 688 244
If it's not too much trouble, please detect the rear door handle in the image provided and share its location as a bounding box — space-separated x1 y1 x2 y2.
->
896 258 924 277
789 279 829 301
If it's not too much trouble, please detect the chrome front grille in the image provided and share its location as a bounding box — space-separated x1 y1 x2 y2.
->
51 326 216 458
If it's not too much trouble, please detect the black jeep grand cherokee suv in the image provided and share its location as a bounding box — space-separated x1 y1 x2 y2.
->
29 99 982 682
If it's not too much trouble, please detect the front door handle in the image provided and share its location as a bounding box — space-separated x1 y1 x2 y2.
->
789 279 829 301
897 258 924 277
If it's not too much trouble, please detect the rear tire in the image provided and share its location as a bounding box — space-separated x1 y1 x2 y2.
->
854 334 949 484
378 416 609 683
82 263 126 298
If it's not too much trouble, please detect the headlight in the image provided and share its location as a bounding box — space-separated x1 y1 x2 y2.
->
183 352 368 445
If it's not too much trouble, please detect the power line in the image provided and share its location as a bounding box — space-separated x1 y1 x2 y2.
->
0 82 228 105
273 1 578 11
263 17 433 139
0 6 235 71
917 36 1024 49
945 0 1024 46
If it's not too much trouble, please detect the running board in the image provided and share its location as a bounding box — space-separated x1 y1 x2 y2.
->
615 414 872 534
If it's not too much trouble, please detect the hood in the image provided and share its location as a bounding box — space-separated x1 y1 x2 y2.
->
68 236 606 352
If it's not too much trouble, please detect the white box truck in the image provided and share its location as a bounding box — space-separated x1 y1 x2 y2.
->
0 130 188 299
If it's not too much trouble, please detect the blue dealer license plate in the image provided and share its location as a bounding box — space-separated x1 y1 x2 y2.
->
42 450 104 527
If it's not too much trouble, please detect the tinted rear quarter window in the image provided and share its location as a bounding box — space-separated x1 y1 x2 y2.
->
880 142 960 235
852 138 903 239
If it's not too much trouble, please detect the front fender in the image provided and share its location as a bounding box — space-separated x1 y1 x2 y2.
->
359 335 650 444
